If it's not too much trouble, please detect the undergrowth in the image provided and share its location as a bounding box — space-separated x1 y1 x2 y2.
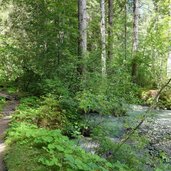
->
5 96 133 171
0 97 6 116
5 95 171 171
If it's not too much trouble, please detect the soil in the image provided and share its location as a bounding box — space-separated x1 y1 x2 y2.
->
0 94 19 171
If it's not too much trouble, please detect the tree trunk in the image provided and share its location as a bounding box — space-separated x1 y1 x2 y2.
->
78 0 87 75
132 0 139 83
133 0 139 52
101 0 107 77
108 0 113 60
167 3 171 78
124 0 127 60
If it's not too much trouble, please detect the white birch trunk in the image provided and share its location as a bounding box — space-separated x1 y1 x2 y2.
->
101 0 107 77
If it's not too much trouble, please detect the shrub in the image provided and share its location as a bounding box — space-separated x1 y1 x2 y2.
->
36 96 68 129
41 78 69 97
76 89 128 116
13 96 68 130
158 89 171 109
5 123 115 171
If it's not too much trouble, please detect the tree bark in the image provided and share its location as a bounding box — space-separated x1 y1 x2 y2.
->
124 0 127 60
101 0 107 77
78 0 87 75
133 0 139 52
108 0 113 60
132 0 139 83
167 3 171 78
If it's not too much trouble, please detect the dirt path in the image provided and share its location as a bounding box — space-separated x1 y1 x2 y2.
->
0 98 19 171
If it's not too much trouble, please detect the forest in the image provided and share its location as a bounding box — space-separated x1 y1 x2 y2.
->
0 0 171 170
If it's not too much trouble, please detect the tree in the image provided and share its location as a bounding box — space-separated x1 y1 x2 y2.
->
108 0 114 60
132 0 139 83
167 3 171 78
101 0 107 77
78 0 87 76
124 0 127 60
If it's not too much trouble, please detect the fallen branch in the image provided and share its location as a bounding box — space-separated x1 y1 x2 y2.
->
113 78 171 155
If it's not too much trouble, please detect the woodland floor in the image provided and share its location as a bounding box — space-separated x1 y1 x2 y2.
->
0 98 171 170
0 95 19 171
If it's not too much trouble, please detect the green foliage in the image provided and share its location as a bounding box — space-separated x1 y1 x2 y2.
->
97 139 142 170
1 0 171 170
36 96 68 129
76 89 127 116
0 97 6 113
15 69 42 95
140 88 171 109
158 89 171 109
76 72 139 116
5 123 115 171
13 96 84 139
93 128 171 171
12 96 40 124
13 96 68 129
0 0 79 95
1 0 168 97
41 78 69 96
90 120 149 171
20 96 40 107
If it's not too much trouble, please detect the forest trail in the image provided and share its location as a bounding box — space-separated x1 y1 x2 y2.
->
0 94 19 171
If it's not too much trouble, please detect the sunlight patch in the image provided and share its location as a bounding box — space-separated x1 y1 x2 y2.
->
0 143 5 153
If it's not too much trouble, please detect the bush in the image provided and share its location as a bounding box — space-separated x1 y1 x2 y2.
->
5 123 115 171
41 78 69 97
158 89 171 109
76 89 128 116
96 137 148 171
13 96 68 130
36 96 68 129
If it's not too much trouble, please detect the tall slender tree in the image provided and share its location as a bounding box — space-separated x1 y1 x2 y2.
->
101 0 107 77
132 0 139 83
78 0 87 75
108 0 114 60
124 0 127 60
167 3 171 78
133 0 139 52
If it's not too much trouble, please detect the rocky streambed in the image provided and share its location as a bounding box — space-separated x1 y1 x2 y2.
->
76 105 171 166
141 109 171 161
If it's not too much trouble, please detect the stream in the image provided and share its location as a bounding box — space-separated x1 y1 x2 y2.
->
76 105 171 165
